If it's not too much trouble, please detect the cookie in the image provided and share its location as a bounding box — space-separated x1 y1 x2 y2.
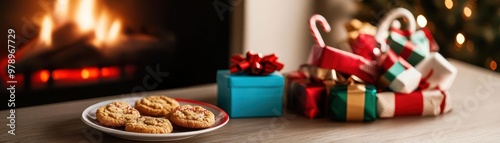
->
96 101 140 127
125 116 173 134
135 95 180 117
170 105 215 129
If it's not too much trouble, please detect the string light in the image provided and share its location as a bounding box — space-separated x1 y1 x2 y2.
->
417 15 427 28
456 33 465 45
464 7 472 18
445 0 453 9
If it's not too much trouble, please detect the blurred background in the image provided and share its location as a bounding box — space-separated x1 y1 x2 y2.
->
358 0 499 72
235 0 498 73
1 0 497 108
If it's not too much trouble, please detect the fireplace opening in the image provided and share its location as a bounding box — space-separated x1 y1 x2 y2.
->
1 0 230 109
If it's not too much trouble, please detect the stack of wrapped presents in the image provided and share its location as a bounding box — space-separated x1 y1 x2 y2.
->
217 8 457 121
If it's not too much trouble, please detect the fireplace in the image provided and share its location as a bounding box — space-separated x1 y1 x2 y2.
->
1 0 231 109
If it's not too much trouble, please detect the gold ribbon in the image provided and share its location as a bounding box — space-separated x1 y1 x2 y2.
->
301 65 353 84
347 19 377 42
346 84 366 121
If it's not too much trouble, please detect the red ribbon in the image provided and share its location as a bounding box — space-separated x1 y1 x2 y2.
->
421 28 439 52
440 91 447 114
390 28 411 36
418 69 434 90
229 51 284 75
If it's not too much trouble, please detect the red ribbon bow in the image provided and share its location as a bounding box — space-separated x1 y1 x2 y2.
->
229 51 284 75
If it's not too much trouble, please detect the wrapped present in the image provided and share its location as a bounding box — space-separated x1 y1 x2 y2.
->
217 51 285 118
350 33 421 94
329 84 377 122
371 8 422 93
415 52 457 90
376 50 421 93
387 28 430 66
351 34 378 61
389 25 439 52
285 66 308 95
284 65 310 110
289 79 334 119
217 70 284 118
286 65 336 118
377 90 452 118
375 8 430 67
308 14 379 84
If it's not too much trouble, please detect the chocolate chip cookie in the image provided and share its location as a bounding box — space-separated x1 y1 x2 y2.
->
135 95 180 117
96 101 140 127
125 116 173 134
170 105 215 129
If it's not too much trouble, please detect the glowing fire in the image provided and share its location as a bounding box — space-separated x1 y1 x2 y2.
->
40 15 53 46
39 0 122 47
54 0 69 23
39 70 50 83
76 0 96 32
81 69 90 79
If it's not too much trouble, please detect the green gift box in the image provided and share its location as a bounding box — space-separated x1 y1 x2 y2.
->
329 84 377 122
388 29 429 66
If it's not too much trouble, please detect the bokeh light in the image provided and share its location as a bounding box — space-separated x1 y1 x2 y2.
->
464 7 472 17
417 15 427 28
445 0 454 9
456 33 465 45
490 60 497 71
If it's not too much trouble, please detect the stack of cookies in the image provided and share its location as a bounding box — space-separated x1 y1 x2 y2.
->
95 95 216 134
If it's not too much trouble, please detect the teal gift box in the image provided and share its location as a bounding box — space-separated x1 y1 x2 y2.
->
217 70 284 118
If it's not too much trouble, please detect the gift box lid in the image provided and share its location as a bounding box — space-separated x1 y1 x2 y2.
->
217 70 284 87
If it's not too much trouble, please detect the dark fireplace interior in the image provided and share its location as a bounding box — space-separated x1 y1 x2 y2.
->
0 0 231 109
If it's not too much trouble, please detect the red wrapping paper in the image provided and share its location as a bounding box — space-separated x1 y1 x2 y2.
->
421 28 439 52
286 66 336 119
394 91 424 116
350 34 378 61
313 46 378 84
289 80 328 119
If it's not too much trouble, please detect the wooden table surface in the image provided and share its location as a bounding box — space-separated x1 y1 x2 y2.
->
2 59 500 143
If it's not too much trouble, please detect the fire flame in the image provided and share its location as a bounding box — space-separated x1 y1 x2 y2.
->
107 20 122 43
39 0 122 47
76 0 95 32
40 15 53 46
94 13 109 47
54 0 69 23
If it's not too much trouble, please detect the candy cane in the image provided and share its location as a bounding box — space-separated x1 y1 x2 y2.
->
375 8 416 53
309 14 331 48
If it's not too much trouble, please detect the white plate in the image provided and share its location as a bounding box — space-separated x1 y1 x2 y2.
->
81 97 229 141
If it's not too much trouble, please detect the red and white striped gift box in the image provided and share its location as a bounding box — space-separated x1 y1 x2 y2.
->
377 90 452 118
